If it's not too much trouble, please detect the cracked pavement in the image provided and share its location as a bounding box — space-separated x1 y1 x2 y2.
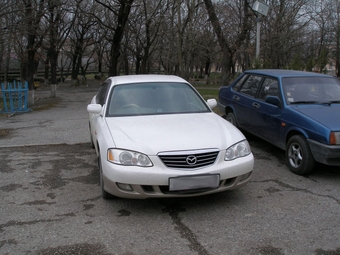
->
1 81 340 255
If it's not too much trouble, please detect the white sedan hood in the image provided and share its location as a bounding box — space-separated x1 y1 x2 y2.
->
105 113 245 155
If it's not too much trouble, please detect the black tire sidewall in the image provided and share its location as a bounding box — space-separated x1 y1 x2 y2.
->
286 135 315 175
89 122 95 149
98 154 110 199
226 112 237 127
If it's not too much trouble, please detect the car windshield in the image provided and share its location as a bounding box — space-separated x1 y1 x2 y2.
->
282 76 340 105
106 82 211 116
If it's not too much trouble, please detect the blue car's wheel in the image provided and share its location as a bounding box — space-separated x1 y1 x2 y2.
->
286 135 315 175
226 112 238 127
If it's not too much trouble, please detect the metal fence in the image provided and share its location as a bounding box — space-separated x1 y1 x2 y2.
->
1 81 30 113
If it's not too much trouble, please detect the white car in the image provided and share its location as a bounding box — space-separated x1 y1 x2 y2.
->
87 75 254 199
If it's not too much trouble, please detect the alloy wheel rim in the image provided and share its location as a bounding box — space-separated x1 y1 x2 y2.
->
289 143 302 168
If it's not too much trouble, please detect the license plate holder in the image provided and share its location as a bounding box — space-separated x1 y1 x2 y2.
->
169 174 220 191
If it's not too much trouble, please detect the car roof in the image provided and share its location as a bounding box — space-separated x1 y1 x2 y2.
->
108 74 189 86
244 69 333 78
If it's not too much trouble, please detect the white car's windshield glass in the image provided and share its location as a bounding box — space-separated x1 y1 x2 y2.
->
106 82 211 116
282 76 340 104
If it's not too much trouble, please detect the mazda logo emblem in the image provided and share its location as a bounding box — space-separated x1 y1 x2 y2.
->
186 155 197 165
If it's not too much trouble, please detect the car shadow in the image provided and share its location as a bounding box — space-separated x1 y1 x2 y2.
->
241 130 286 165
242 130 340 177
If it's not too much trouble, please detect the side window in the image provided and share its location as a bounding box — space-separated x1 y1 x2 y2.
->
239 75 262 97
96 81 111 105
258 77 279 101
232 74 249 92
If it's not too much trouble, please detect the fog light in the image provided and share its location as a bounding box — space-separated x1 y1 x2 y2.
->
117 183 133 191
239 171 252 182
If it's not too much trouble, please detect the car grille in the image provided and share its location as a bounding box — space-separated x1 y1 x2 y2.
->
158 149 219 169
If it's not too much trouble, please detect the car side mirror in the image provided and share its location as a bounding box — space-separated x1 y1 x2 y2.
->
207 99 217 109
265 96 281 106
87 104 103 114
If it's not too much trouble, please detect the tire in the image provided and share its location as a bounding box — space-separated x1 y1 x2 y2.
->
226 112 238 127
89 122 95 149
98 154 112 199
286 135 315 175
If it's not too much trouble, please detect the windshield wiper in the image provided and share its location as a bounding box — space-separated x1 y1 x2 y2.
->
290 101 319 105
320 100 340 105
291 100 340 105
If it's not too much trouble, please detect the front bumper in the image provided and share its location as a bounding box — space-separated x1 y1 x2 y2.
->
308 139 340 166
101 152 254 199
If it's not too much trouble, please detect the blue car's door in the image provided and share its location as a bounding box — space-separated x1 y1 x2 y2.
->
234 75 263 131
251 77 282 144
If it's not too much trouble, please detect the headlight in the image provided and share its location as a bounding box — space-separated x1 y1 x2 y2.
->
225 140 251 161
107 149 153 167
330 132 340 145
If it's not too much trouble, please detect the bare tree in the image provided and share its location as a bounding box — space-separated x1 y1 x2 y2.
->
69 0 97 84
0 1 18 84
47 0 74 97
335 0 340 77
203 0 251 85
126 0 169 74
306 0 337 73
22 0 46 91
94 0 134 76
3 0 340 92
261 0 311 69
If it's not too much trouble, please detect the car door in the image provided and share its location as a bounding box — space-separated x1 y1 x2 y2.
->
251 77 282 144
233 74 263 131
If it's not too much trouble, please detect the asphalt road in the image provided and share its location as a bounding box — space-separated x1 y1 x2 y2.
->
1 81 340 255
0 82 98 147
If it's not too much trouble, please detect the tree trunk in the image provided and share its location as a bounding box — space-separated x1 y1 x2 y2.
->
26 47 36 91
24 0 45 92
108 0 134 76
50 51 58 97
50 84 57 98
44 58 50 87
28 90 35 107
203 0 232 86
71 39 83 83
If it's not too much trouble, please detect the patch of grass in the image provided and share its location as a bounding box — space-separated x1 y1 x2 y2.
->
196 88 222 115
197 88 219 100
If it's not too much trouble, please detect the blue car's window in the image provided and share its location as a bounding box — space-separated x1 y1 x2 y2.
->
239 75 262 97
106 82 211 116
232 74 249 92
258 78 279 100
283 76 340 104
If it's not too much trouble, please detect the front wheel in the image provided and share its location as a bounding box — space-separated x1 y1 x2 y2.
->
226 112 238 127
286 135 315 175
89 122 95 149
98 154 113 199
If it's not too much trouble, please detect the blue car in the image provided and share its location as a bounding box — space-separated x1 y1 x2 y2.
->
218 69 340 175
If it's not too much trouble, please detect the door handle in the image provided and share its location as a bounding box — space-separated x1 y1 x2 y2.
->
252 102 260 109
233 95 240 101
